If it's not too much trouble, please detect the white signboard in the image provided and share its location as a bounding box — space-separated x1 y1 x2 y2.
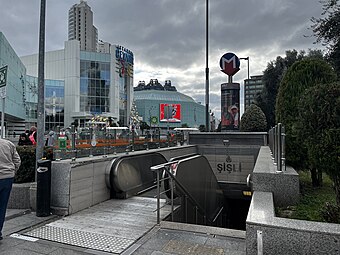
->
0 87 6 99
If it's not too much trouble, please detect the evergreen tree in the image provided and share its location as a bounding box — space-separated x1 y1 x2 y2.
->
240 104 267 132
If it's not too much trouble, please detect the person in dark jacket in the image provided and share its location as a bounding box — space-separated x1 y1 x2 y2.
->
18 133 32 146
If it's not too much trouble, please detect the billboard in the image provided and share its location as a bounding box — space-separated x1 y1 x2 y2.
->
221 83 240 130
160 104 181 122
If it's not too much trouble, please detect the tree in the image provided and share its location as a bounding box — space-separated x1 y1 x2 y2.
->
240 104 267 132
256 50 304 129
181 123 189 128
276 59 336 185
298 83 340 204
311 0 340 76
256 49 324 129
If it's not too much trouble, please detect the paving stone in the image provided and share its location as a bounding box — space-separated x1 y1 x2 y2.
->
15 241 60 254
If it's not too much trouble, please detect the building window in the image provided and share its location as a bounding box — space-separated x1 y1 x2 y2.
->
80 60 110 115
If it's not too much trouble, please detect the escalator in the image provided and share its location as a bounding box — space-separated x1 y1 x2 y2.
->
106 152 244 229
162 154 225 226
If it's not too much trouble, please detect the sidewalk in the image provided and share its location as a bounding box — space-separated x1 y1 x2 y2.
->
1 209 93 255
1 209 246 255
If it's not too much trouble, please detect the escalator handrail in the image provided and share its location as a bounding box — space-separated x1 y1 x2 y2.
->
151 160 215 224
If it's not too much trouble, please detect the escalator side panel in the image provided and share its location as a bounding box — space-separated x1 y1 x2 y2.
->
175 155 224 223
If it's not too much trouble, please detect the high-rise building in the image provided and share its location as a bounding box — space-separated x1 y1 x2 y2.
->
244 75 263 112
68 0 98 52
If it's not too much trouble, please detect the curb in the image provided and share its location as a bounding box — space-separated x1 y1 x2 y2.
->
5 209 31 221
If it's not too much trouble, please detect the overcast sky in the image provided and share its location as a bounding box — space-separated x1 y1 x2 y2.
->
0 0 324 118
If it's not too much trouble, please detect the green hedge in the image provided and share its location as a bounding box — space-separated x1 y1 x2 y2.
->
240 104 267 132
14 146 53 183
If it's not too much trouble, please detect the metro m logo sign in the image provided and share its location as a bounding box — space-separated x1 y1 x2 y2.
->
219 52 240 76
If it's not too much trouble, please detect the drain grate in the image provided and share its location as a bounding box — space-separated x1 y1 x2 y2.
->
25 225 134 253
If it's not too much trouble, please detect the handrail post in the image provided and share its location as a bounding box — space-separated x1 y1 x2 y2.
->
156 168 160 225
277 123 282 172
282 126 286 172
274 125 278 165
170 167 174 222
55 125 61 161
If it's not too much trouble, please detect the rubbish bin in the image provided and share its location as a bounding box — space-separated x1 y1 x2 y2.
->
36 159 51 217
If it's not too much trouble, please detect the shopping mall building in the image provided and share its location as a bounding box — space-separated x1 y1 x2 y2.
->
21 41 134 129
134 80 205 129
0 31 134 135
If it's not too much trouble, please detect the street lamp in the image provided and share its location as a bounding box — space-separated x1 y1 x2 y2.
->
205 0 209 132
239 57 250 80
36 0 46 177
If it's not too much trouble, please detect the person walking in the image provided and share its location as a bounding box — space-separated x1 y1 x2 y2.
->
0 138 21 241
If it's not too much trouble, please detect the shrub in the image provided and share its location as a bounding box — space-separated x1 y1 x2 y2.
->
240 104 267 132
320 202 340 224
14 146 53 183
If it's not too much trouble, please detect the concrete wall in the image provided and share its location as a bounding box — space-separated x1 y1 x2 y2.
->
189 132 267 146
51 146 198 215
246 192 340 255
252 146 299 207
189 132 267 185
8 183 31 209
245 146 339 254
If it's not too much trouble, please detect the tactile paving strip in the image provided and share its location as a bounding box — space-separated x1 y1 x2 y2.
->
25 225 134 253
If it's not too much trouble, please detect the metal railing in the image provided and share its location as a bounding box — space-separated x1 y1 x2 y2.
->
50 126 183 161
151 161 222 225
268 123 286 172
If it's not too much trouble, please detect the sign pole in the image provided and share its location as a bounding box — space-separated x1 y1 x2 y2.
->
1 97 4 138
0 65 8 138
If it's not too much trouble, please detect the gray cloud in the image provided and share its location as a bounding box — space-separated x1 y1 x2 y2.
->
0 0 324 117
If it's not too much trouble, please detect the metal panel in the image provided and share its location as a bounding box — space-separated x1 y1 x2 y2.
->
174 155 224 223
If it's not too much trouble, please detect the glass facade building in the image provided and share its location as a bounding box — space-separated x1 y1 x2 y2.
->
80 59 110 114
45 80 65 130
21 41 134 129
25 75 65 131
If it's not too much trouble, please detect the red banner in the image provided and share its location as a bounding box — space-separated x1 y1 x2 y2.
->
160 104 181 122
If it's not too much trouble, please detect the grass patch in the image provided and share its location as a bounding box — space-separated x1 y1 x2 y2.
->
276 171 336 222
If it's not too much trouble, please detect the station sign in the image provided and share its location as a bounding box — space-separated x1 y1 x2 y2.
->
219 52 240 76
115 45 134 65
151 116 158 125
0 65 8 88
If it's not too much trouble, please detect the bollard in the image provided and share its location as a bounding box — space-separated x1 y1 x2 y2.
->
36 159 51 217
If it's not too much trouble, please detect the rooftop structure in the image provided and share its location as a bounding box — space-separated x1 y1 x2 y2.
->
134 79 177 92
